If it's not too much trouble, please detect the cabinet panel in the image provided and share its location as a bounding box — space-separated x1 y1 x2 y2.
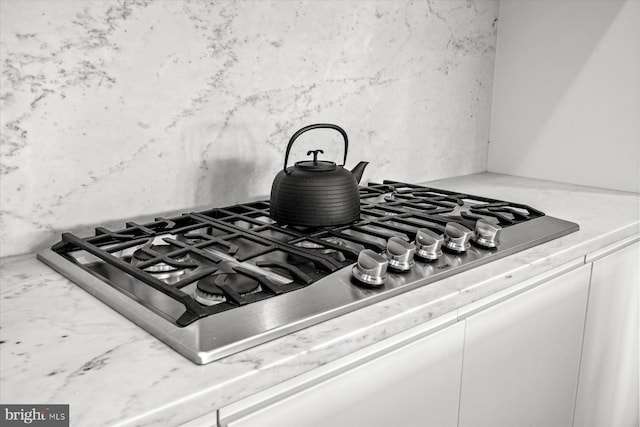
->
459 265 591 427
574 242 639 427
224 322 465 427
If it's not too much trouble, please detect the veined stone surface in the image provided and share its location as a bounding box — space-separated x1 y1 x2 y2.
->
0 0 498 256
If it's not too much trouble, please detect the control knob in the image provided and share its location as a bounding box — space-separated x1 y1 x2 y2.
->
386 237 416 271
443 222 473 252
352 249 388 286
415 228 444 261
473 219 502 249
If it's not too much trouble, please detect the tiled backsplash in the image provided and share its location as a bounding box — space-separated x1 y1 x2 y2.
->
0 0 498 257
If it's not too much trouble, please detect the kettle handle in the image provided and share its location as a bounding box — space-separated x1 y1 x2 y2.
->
283 123 348 172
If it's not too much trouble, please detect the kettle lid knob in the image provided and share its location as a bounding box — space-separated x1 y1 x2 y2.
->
294 149 337 171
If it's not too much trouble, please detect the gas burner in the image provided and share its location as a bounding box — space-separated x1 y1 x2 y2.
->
194 280 226 306
286 224 333 234
293 238 348 262
131 244 191 274
294 236 346 249
383 192 399 202
195 273 262 306
323 236 351 248
294 240 325 249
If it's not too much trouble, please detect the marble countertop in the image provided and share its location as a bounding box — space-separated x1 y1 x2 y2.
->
1 173 638 427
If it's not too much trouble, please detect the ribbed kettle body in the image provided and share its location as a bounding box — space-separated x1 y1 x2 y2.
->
270 167 360 227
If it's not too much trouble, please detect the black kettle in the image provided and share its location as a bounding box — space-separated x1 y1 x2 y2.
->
270 123 368 228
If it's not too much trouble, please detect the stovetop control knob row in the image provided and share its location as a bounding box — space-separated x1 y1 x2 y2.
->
352 220 503 286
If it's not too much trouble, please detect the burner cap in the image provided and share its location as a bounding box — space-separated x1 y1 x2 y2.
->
195 278 226 306
131 244 190 273
292 238 348 262
195 274 261 305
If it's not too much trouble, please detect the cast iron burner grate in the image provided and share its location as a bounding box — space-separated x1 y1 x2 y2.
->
49 181 548 328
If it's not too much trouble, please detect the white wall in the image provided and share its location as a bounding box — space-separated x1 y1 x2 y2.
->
488 0 639 193
0 0 499 257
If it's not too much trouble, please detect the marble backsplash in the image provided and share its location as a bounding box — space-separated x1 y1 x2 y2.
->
0 0 498 257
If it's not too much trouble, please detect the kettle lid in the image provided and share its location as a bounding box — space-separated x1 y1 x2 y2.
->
294 159 337 171
292 149 337 171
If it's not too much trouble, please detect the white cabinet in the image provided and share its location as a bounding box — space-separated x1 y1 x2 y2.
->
458 264 591 427
219 320 465 427
189 240 637 427
574 242 639 427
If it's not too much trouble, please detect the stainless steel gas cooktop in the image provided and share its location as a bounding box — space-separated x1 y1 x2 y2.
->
38 180 579 364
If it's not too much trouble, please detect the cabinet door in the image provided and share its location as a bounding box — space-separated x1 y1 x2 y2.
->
574 242 639 427
458 264 591 427
223 322 465 427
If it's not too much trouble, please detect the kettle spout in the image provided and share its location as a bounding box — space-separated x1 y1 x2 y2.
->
350 161 369 183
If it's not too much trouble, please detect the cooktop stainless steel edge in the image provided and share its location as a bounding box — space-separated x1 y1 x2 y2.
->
37 215 578 364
